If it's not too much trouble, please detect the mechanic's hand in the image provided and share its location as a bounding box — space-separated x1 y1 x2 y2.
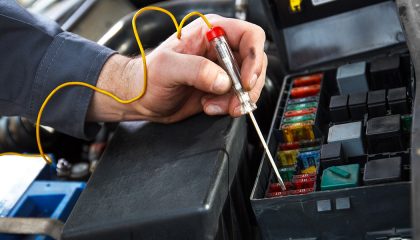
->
88 14 267 123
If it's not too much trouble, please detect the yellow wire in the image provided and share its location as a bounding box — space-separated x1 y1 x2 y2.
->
0 7 213 165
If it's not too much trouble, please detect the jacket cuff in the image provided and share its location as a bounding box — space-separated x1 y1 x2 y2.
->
29 31 116 139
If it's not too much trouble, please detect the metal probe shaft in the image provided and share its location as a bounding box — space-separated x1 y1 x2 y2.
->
248 112 286 191
206 26 286 191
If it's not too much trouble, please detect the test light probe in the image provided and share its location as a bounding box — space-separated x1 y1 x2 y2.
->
207 27 286 190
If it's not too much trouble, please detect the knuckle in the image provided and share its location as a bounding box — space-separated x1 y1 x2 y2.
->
249 90 261 103
204 14 221 21
251 25 266 44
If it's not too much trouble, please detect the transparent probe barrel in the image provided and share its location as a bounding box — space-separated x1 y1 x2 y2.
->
210 36 257 114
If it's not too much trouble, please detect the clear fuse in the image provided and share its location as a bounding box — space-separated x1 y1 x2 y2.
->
206 27 257 114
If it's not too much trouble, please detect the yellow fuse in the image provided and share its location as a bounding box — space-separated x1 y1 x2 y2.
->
301 166 317 174
277 150 299 167
281 121 315 143
290 0 302 13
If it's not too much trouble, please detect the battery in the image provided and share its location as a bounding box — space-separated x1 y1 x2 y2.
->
283 113 316 124
287 96 319 105
286 102 318 112
290 85 321 99
284 108 317 118
281 121 315 143
277 149 299 167
293 73 323 87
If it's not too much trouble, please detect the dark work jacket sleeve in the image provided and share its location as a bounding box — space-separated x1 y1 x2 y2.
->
0 1 116 139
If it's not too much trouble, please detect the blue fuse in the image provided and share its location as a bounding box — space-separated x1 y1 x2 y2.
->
298 150 320 172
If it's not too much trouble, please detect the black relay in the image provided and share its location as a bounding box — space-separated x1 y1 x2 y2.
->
363 157 402 185
329 95 349 123
366 114 403 154
367 90 387 117
348 92 367 121
388 87 408 114
320 142 346 171
369 56 402 90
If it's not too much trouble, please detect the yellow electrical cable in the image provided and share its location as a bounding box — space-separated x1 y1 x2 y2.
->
0 7 213 165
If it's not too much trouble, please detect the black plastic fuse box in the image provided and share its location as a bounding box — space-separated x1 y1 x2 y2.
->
251 1 414 239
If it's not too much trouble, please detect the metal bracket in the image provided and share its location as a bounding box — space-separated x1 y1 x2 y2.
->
0 217 63 240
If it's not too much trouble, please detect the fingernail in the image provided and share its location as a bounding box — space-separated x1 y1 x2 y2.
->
250 74 258 88
213 72 230 93
206 104 224 115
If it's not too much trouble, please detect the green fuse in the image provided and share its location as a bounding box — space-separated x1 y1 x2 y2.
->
283 113 316 124
401 115 412 133
286 102 318 111
279 166 296 182
299 146 321 152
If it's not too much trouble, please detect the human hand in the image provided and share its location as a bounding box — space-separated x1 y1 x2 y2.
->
87 14 267 123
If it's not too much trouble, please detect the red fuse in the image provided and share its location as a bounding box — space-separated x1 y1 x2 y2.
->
266 191 290 198
293 178 315 189
293 173 316 181
268 182 294 193
279 142 300 151
289 188 314 195
284 107 317 118
279 139 322 151
290 85 320 99
293 73 323 87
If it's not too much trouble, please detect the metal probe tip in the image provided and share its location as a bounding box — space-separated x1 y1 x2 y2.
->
248 112 286 191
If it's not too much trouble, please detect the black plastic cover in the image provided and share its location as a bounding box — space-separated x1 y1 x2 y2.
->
62 114 248 240
263 1 406 72
363 157 402 185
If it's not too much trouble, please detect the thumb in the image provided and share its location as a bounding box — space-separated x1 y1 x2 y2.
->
155 51 231 94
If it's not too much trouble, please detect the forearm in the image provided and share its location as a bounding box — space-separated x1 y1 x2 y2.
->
0 1 115 139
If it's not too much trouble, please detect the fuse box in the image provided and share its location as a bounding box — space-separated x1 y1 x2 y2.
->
251 1 414 239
